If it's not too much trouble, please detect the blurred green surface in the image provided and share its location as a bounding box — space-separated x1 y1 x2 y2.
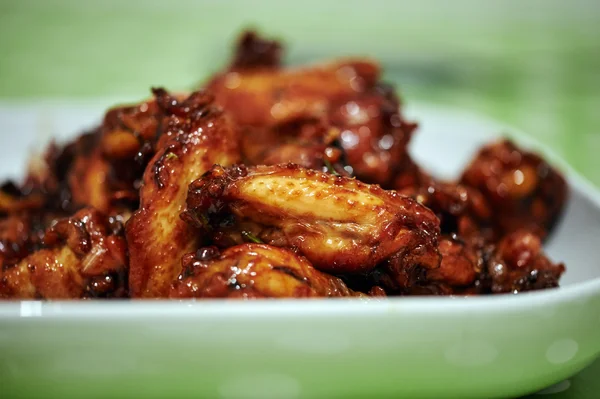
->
0 1 598 398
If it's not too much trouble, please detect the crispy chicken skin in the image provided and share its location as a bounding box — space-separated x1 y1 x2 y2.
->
170 244 360 298
461 139 567 238
0 208 128 299
182 163 441 274
126 89 241 298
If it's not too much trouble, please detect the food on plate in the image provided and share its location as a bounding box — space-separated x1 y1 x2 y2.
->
182 163 440 274
461 139 568 238
206 32 416 187
126 89 241 298
0 208 128 299
0 30 568 299
170 243 360 298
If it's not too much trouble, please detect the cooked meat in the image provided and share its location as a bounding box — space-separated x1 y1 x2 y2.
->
126 89 241 298
171 243 360 298
206 31 416 186
399 181 494 241
461 139 568 238
0 208 128 299
241 117 349 175
182 163 441 274
480 229 565 294
0 30 570 300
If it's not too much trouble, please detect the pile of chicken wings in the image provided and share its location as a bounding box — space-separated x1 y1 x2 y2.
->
0 31 568 300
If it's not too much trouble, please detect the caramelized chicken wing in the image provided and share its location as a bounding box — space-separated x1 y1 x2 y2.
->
207 57 380 128
461 139 568 238
399 181 494 241
0 208 128 299
480 229 565 294
126 89 241 298
183 163 441 274
229 30 283 70
207 32 417 186
241 117 349 175
170 243 360 299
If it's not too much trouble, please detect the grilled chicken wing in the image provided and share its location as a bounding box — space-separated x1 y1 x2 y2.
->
183 163 441 274
0 208 128 299
206 31 416 186
170 243 360 298
461 139 567 238
126 89 241 298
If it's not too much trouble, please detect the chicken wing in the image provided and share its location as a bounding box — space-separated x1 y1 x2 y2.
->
206 31 416 186
480 229 565 294
0 208 128 299
399 181 494 242
126 89 241 298
241 117 349 175
170 243 360 299
461 139 568 238
183 163 441 274
228 30 283 70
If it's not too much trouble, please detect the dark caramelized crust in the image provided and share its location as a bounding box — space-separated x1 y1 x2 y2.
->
328 83 417 186
21 95 171 218
480 230 565 294
242 117 349 175
126 89 241 298
399 181 494 241
0 208 128 299
206 37 415 186
170 243 360 299
183 163 441 274
230 30 283 70
461 139 568 238
206 57 380 128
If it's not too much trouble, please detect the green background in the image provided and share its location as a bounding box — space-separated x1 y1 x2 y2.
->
0 0 598 397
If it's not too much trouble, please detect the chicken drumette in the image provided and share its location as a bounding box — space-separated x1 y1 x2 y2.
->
182 163 441 278
126 89 241 298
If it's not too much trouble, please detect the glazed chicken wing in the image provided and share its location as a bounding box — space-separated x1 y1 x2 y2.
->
399 181 494 242
480 229 565 294
241 117 349 175
206 31 416 186
461 139 567 238
170 243 360 298
22 94 170 218
0 208 128 299
126 89 241 298
182 163 441 274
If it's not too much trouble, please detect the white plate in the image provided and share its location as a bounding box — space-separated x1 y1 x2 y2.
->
0 101 599 399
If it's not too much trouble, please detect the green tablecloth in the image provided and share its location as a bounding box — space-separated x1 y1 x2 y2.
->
0 1 598 397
